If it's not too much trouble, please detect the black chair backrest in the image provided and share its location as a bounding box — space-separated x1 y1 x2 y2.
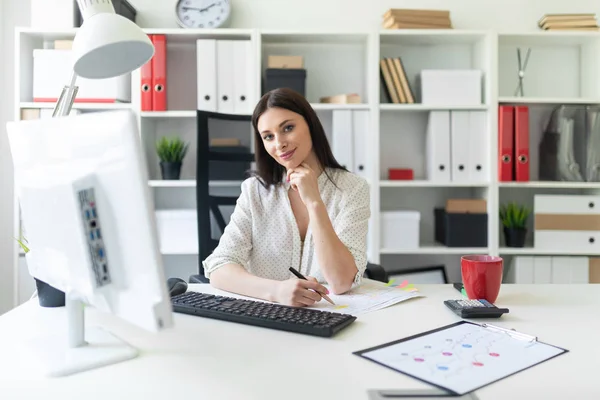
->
195 110 254 281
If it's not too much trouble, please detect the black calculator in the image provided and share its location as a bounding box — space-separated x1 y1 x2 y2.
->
444 299 509 318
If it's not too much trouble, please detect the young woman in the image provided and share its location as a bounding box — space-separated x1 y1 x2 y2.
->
202 88 370 307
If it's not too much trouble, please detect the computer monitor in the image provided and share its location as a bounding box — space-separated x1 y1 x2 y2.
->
6 109 174 377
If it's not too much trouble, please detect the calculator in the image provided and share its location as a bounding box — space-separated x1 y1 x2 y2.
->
444 299 509 318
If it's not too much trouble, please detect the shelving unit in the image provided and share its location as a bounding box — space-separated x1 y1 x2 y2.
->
10 26 600 305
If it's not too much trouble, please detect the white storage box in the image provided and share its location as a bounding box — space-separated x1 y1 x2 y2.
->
420 70 482 105
380 211 420 249
33 49 131 103
155 210 198 255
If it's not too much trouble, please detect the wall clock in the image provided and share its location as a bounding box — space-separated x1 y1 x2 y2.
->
175 0 231 29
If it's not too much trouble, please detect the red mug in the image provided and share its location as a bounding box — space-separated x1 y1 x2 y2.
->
461 255 503 303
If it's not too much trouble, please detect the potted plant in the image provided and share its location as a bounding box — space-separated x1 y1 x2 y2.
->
156 136 189 180
500 202 531 247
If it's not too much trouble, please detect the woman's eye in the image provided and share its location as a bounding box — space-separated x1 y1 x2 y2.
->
284 124 294 132
263 134 273 141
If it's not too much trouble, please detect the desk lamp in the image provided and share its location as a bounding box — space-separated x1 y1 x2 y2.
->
52 0 154 117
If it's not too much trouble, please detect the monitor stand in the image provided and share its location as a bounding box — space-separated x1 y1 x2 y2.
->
25 295 138 377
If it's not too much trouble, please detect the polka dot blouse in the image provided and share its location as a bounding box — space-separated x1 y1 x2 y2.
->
202 167 371 286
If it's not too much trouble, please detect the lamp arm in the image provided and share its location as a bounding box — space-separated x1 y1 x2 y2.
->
52 71 79 118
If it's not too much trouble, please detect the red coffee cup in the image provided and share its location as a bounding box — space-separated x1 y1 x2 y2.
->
461 255 503 304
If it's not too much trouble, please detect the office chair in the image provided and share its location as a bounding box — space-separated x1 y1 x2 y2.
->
188 110 388 284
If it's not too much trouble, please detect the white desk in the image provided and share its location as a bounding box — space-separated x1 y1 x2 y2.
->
1 284 599 399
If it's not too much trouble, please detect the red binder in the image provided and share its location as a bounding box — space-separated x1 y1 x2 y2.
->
498 105 514 182
151 34 167 111
514 106 530 182
140 34 153 111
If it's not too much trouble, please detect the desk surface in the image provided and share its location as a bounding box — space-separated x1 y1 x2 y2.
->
1 283 599 399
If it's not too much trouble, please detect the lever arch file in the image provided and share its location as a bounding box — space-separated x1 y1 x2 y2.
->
354 321 567 396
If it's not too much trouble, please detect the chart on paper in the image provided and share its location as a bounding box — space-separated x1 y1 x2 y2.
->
307 279 422 315
356 322 566 395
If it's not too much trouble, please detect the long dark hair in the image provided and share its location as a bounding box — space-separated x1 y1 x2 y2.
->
250 88 347 187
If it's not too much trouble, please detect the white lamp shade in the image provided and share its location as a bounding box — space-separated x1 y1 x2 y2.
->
72 13 154 79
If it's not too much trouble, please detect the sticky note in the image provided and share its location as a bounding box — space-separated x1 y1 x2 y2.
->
385 279 395 287
399 280 409 288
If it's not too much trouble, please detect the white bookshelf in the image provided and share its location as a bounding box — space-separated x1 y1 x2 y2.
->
10 27 600 305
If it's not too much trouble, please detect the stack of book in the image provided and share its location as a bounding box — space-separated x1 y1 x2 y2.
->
538 14 599 30
379 57 414 104
382 8 452 29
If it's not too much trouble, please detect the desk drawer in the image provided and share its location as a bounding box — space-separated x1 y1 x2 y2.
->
534 194 600 215
534 230 600 251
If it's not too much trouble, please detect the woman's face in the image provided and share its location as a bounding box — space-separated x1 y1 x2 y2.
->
257 107 313 170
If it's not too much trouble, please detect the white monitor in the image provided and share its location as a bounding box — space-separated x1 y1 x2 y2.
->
6 109 174 377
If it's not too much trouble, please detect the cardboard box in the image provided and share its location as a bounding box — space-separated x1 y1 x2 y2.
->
268 55 304 69
445 199 487 213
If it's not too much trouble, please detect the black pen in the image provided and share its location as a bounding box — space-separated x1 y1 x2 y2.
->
288 267 335 305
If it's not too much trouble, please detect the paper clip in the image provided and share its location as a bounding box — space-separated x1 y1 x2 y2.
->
481 323 537 342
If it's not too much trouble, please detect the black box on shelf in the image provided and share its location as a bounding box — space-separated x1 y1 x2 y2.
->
263 69 307 96
434 208 488 248
209 146 251 181
74 0 137 27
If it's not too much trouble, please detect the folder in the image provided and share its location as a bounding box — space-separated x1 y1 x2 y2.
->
514 105 530 181
468 111 487 182
498 105 514 181
216 40 235 114
233 40 253 114
533 256 552 283
140 34 153 112
332 110 354 171
151 34 167 111
507 256 533 283
450 111 470 182
352 110 369 180
426 111 451 182
196 39 217 111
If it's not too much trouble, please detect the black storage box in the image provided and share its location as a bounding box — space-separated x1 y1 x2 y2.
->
74 0 137 27
434 208 488 248
209 146 251 181
263 69 306 96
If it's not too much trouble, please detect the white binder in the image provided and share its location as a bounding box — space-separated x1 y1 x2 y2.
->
450 111 470 182
216 40 235 113
352 110 369 179
551 256 573 283
233 40 253 114
507 256 534 283
196 39 217 112
533 256 552 283
426 111 451 182
468 111 488 182
332 110 354 172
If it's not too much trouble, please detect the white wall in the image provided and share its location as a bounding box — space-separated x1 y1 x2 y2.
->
1 0 600 312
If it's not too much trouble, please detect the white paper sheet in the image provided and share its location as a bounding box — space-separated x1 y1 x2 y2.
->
356 321 567 395
306 279 422 315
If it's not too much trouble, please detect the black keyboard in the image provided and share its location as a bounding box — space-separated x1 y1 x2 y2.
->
171 291 357 337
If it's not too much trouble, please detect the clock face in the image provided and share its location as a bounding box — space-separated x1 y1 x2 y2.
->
176 0 231 29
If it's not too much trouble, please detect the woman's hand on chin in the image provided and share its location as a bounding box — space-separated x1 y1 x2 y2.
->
287 163 323 207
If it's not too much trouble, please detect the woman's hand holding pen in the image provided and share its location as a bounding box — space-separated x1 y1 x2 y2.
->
287 163 323 208
274 276 330 307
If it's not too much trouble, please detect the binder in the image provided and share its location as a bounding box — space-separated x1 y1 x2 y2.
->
515 105 530 181
533 256 552 283
151 34 167 111
468 111 487 182
196 39 217 112
216 40 235 113
425 111 451 182
140 34 153 111
352 110 369 179
354 320 568 396
498 105 514 181
233 40 253 114
332 110 354 171
450 111 470 182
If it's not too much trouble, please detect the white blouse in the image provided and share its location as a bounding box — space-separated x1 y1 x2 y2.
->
202 167 371 286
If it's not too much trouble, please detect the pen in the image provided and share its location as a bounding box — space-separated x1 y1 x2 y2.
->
288 267 335 305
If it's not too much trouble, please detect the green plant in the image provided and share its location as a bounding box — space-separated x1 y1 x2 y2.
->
500 202 531 230
156 136 189 163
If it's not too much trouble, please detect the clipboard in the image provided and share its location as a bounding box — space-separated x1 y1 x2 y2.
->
353 321 568 396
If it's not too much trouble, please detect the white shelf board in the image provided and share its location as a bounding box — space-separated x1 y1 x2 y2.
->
380 180 489 188
498 97 600 105
149 180 242 188
499 181 600 189
143 28 253 42
380 245 489 255
141 111 197 118
499 31 600 46
499 247 600 256
380 103 489 111
311 103 370 110
16 27 78 41
20 102 132 110
260 30 369 44
379 29 489 45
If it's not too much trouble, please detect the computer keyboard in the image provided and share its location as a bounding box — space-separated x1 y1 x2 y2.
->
171 291 356 337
